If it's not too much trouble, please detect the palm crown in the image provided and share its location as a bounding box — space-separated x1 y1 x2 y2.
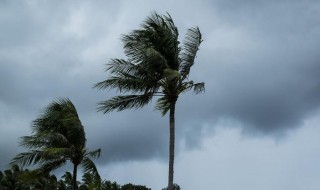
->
95 12 204 115
11 98 101 190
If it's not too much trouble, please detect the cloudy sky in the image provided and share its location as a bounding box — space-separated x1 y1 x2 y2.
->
1 0 320 189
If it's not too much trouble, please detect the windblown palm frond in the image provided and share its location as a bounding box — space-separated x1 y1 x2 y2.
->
38 158 68 174
193 82 205 94
180 27 202 79
155 96 171 116
11 151 48 167
97 94 154 113
81 157 100 179
85 148 101 159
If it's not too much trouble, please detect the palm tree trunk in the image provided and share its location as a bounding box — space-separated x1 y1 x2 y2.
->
72 163 78 190
168 99 177 190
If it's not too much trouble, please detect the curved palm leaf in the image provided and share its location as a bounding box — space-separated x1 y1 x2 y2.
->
81 157 100 179
180 27 202 79
97 93 154 113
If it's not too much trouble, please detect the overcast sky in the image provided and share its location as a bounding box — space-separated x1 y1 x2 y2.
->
1 0 320 189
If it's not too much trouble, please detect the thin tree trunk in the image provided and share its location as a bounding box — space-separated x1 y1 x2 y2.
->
168 100 177 190
72 163 78 190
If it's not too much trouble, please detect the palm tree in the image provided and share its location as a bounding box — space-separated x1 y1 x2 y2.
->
121 183 151 190
79 171 102 190
18 170 58 190
11 98 101 190
0 164 28 190
59 172 73 190
100 180 121 190
94 12 204 190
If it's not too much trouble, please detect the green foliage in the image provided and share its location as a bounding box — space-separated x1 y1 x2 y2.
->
101 180 121 190
59 172 73 190
94 12 204 115
0 166 154 190
0 165 31 190
95 11 204 190
11 98 101 190
121 183 151 190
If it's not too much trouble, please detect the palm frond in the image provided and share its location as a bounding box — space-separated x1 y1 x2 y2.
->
43 147 74 157
177 81 194 94
97 93 154 113
178 81 205 94
106 59 136 74
95 59 164 94
94 76 148 93
11 151 46 167
38 158 67 174
155 96 171 116
193 82 205 94
81 157 101 180
20 132 70 149
86 148 101 159
31 98 80 135
180 27 202 79
123 12 180 70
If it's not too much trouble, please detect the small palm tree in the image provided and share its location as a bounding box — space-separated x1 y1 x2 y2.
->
11 98 101 190
18 170 58 190
0 164 30 190
95 12 204 190
79 171 102 190
100 180 121 190
59 172 73 190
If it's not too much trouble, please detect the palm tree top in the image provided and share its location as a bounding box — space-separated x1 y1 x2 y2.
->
11 98 101 190
94 12 204 115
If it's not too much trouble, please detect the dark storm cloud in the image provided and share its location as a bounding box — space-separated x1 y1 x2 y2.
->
177 0 320 137
86 108 169 164
1 0 320 170
0 0 123 168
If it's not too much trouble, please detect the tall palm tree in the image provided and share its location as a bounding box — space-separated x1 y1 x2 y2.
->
11 98 101 190
94 12 204 190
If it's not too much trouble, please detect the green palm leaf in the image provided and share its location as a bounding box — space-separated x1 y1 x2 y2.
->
97 94 154 113
180 27 202 79
81 157 100 179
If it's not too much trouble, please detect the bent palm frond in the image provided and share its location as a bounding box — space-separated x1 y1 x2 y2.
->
97 93 154 113
193 82 205 94
81 157 100 179
180 27 202 79
86 148 101 159
11 151 46 167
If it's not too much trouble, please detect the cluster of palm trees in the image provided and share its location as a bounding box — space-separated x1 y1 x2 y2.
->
0 165 151 190
6 12 203 190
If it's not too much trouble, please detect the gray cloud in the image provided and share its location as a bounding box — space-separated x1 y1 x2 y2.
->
1 0 320 173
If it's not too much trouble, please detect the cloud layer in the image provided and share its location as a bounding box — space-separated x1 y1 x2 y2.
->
1 1 320 189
